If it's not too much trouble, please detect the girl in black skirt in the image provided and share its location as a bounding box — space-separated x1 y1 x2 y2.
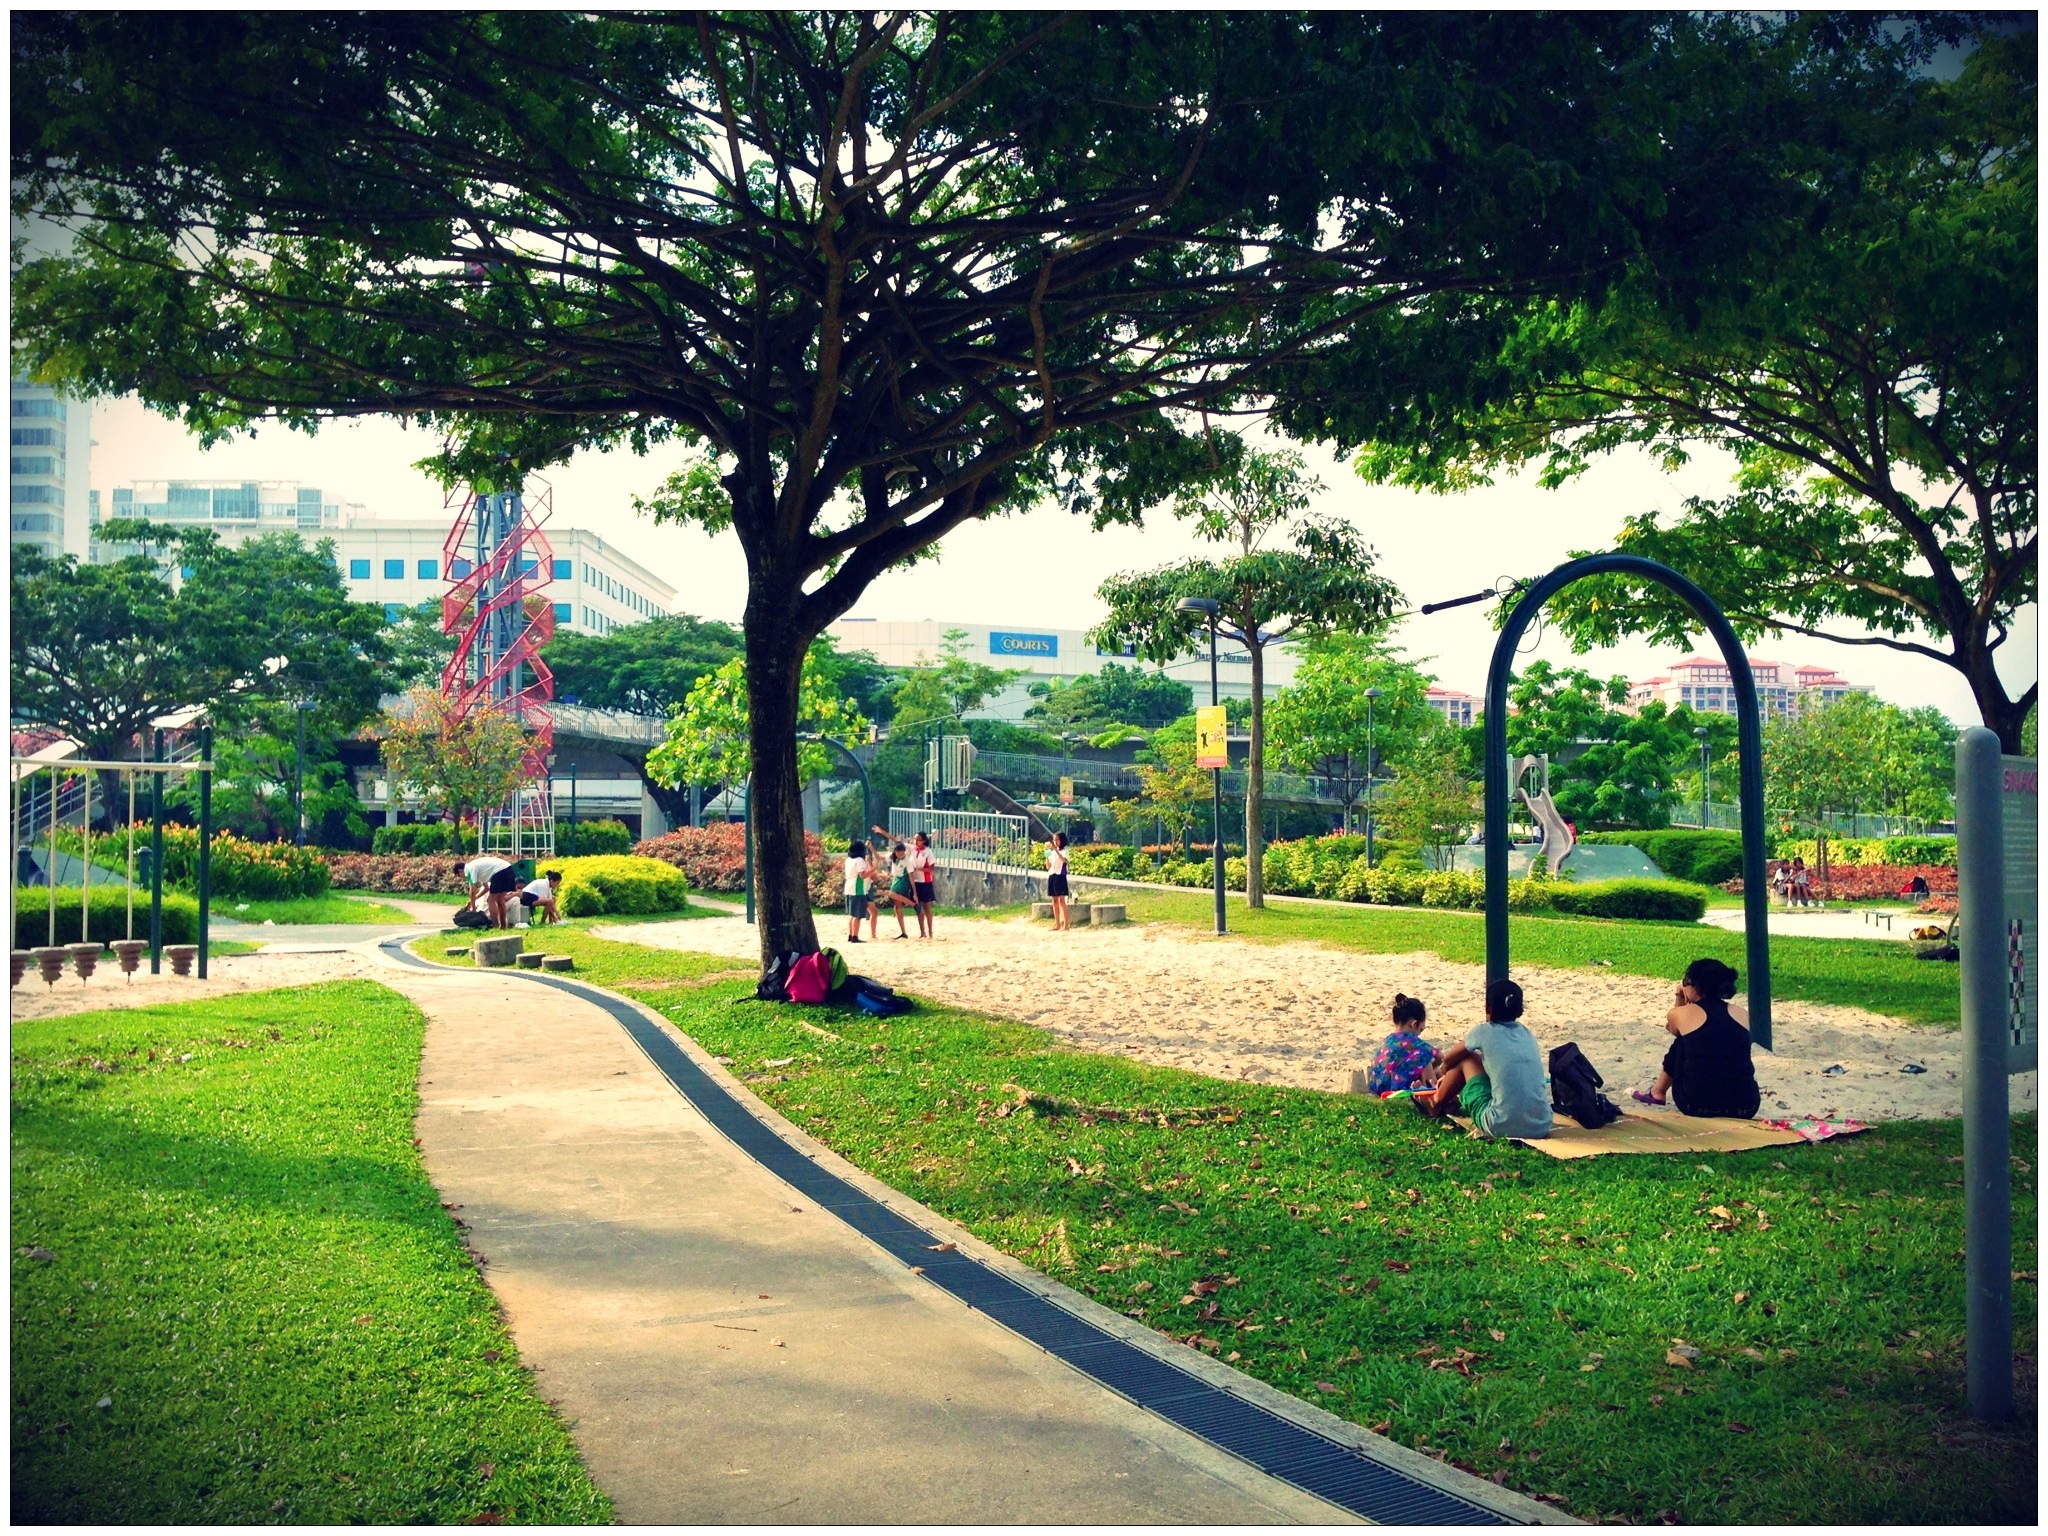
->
1635 957 1762 1118
1045 831 1072 931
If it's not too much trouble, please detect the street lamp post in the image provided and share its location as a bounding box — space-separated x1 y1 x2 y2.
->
1695 725 1711 829
1364 687 1381 867
1176 596 1225 935
291 697 317 847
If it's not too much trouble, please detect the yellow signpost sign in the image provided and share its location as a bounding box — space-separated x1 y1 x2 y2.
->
1195 705 1229 768
1059 776 1074 805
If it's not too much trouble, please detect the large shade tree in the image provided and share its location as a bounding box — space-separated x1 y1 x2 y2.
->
14 12 1850 957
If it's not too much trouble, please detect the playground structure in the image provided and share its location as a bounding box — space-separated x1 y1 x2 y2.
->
440 483 556 860
10 725 219 986
1510 753 1576 869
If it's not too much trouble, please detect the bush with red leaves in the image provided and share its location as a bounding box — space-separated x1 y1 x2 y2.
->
635 824 841 908
1724 863 1957 900
323 852 471 893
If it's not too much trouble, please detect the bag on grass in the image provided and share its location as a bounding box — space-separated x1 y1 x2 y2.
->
785 950 832 1005
451 906 491 930
1549 1041 1622 1130
756 953 793 1002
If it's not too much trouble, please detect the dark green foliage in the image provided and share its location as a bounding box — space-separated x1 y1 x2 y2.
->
464 928 2034 1525
1547 877 1711 922
1582 829 1746 886
13 886 200 949
10 983 611 1522
544 614 744 718
554 818 631 856
371 822 477 856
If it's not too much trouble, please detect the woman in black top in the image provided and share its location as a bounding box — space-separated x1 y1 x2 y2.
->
1632 958 1762 1118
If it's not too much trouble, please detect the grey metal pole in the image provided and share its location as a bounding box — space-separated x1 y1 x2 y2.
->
196 725 213 980
569 762 578 855
1956 727 2012 1422
149 729 165 973
294 701 308 847
742 779 755 925
1364 689 1378 867
1210 618 1225 936
1697 727 1710 830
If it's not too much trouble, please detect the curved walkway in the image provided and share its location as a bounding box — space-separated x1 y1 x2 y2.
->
365 941 1559 1526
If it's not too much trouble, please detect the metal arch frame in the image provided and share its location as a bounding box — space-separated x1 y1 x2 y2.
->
1483 553 1772 1049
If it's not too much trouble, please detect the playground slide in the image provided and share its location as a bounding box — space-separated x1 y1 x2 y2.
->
1511 753 1577 871
965 778 1056 843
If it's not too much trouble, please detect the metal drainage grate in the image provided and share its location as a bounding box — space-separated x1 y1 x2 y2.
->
383 940 1514 1526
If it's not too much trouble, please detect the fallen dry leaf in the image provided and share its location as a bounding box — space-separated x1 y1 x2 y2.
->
1314 1380 1340 1393
1664 1350 1694 1369
1383 1261 1411 1274
1709 1205 1733 1220
1489 1329 1506 1343
1725 1421 1753 1434
1733 1291 1750 1306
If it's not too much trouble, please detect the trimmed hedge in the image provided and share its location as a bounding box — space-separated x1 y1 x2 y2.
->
634 825 842 909
556 818 632 856
552 855 690 918
1547 878 1711 922
1579 829 1745 886
323 853 471 894
371 822 477 856
63 824 332 900
14 886 200 950
1776 835 1957 868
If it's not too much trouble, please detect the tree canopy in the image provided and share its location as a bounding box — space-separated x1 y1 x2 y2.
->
13 11 1877 955
648 645 868 792
1266 632 1441 826
1343 24 2036 749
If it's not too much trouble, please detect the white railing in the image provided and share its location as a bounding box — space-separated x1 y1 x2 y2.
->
886 806 1031 875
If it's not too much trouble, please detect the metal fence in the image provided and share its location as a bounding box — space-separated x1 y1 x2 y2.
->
967 748 1352 807
1669 803 1920 837
887 806 1032 874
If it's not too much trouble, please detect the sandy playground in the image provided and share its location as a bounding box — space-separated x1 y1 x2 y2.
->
604 913 2036 1125
11 947 381 1021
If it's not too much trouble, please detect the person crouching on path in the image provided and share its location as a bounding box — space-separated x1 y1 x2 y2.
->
1045 831 1072 930
1633 958 1761 1118
519 870 563 926
843 840 871 944
1366 994 1439 1095
1417 977 1553 1140
909 831 938 939
457 853 519 928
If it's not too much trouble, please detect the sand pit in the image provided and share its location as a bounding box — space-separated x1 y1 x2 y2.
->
11 947 379 1021
599 914 2035 1125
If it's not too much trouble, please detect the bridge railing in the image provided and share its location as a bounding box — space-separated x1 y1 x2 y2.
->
886 807 1033 875
966 748 1352 807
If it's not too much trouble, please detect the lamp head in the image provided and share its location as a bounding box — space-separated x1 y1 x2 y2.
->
1695 726 1711 741
1364 688 1382 701
1175 596 1221 618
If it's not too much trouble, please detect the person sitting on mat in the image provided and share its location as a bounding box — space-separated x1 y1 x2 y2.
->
1416 977 1553 1140
1633 958 1761 1118
1366 994 1439 1095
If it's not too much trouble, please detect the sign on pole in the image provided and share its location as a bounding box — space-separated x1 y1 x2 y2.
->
1059 776 1074 806
1195 705 1229 769
2001 755 2036 1074
1957 731 2028 1422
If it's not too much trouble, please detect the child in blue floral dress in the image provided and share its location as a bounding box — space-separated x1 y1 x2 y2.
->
1366 994 1439 1095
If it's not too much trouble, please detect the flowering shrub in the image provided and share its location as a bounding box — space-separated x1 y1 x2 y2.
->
1725 862 1956 900
634 824 841 908
1774 836 1956 868
324 853 471 893
62 823 331 899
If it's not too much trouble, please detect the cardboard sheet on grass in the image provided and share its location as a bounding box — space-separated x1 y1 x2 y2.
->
1452 1110 1868 1160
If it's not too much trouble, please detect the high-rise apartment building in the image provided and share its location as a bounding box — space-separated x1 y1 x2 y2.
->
9 381 92 561
1627 655 1873 720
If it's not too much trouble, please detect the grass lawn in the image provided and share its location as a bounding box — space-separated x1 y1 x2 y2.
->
218 892 417 925
432 926 2036 1524
1091 887 1962 1027
10 982 612 1524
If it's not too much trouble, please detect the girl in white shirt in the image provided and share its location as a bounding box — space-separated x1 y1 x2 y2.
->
1045 831 1072 931
843 840 870 943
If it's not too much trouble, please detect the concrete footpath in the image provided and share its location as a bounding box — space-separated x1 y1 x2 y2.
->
367 951 1366 1525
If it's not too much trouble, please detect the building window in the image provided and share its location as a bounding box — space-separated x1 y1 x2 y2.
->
519 557 537 575
384 603 404 622
450 558 472 578
179 565 193 579
349 558 370 579
553 602 571 621
552 558 571 579
417 559 438 581
383 558 404 580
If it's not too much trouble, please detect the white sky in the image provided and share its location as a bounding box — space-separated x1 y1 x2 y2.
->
86 395 2033 726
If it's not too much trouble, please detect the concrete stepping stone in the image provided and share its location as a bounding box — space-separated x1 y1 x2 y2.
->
1032 901 1055 919
540 954 575 971
472 934 524 968
516 951 545 968
1088 903 1126 925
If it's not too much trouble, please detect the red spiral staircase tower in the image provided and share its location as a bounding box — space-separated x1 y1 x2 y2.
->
440 481 556 858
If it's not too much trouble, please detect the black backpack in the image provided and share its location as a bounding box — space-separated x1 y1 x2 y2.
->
756 952 798 1002
451 906 491 930
1549 1041 1622 1130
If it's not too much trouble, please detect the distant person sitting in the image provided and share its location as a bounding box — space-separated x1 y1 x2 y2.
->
519 870 563 925
1366 994 1439 1095
457 853 520 927
1415 978 1553 1140
1634 958 1761 1119
1899 872 1930 898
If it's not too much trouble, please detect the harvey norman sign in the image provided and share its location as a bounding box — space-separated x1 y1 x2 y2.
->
990 631 1058 658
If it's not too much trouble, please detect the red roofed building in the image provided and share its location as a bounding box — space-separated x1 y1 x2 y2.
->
1627 655 1871 720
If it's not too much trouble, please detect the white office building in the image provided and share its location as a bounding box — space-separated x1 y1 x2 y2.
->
91 479 674 635
10 381 92 561
825 617 1302 720
1626 655 1874 721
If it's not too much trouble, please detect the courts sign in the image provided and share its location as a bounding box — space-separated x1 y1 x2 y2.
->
990 631 1058 658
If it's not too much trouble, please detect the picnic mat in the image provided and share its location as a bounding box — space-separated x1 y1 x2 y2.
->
1450 1110 1869 1160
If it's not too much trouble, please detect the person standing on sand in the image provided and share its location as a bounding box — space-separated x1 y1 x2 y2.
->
909 831 938 939
843 840 870 944
865 840 889 940
1045 831 1072 931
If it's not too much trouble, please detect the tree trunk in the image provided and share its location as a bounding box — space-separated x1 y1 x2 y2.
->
743 591 821 966
1244 642 1266 908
